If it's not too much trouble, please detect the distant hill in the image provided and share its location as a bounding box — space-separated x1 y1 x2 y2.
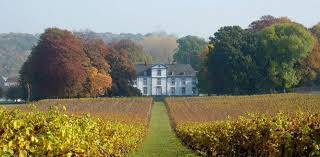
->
0 31 177 77
74 31 145 43
0 33 38 77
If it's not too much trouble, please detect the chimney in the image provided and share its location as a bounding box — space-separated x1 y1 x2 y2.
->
144 60 147 66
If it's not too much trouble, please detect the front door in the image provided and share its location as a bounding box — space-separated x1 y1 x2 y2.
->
156 87 162 96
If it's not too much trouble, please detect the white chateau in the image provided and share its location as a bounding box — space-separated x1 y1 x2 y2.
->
133 63 198 96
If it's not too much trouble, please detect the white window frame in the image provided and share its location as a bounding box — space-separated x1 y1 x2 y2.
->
143 78 147 85
171 78 175 85
182 78 186 85
157 69 161 76
157 78 161 85
143 87 147 95
171 87 175 95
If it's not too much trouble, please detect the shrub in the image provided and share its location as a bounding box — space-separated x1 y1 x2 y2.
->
0 107 145 156
176 112 320 157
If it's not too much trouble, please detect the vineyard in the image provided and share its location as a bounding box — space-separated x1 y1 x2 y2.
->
166 94 320 156
0 97 152 156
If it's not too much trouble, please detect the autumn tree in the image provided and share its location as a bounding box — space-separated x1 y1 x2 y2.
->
173 36 207 70
310 23 320 41
248 15 294 31
84 67 112 97
296 41 320 86
112 39 153 63
295 23 320 86
141 32 177 63
82 39 112 97
106 42 141 96
20 28 89 100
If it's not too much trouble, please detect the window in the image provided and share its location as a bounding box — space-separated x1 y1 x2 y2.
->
171 87 175 95
192 78 197 85
171 78 175 85
192 87 197 95
144 71 147 76
157 78 161 85
157 69 161 76
143 87 147 95
169 72 173 75
143 78 147 85
182 78 186 85
181 87 186 95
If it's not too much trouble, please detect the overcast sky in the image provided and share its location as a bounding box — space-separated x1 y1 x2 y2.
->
0 0 319 38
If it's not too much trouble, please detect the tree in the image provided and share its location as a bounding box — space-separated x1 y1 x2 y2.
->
0 87 3 98
258 23 314 90
310 23 320 41
249 15 294 31
82 39 112 97
6 86 23 101
20 28 88 100
296 41 320 86
207 26 259 94
112 39 153 63
173 36 207 70
84 67 112 97
296 24 320 86
141 32 177 63
106 42 141 96
197 45 210 94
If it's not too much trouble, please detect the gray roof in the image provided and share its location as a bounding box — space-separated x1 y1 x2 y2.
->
135 64 196 77
6 76 19 83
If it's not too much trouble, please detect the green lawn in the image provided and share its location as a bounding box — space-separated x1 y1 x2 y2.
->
131 101 197 157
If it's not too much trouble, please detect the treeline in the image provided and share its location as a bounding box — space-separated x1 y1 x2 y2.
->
0 31 180 77
0 33 38 77
18 28 142 100
197 16 320 95
170 16 320 95
2 15 320 98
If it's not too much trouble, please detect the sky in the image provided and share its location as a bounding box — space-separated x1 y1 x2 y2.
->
0 0 319 38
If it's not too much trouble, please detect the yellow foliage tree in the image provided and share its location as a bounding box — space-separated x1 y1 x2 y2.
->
84 67 112 97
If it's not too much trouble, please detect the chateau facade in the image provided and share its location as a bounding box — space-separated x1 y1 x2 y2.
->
134 64 198 96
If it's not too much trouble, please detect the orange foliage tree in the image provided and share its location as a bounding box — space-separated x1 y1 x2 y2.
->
20 28 88 100
84 67 112 97
20 28 113 100
82 39 112 97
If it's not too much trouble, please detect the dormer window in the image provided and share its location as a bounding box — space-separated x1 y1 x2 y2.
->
171 78 175 85
157 70 161 76
169 72 173 75
192 78 197 85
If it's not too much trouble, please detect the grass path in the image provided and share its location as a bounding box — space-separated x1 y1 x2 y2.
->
131 101 197 157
